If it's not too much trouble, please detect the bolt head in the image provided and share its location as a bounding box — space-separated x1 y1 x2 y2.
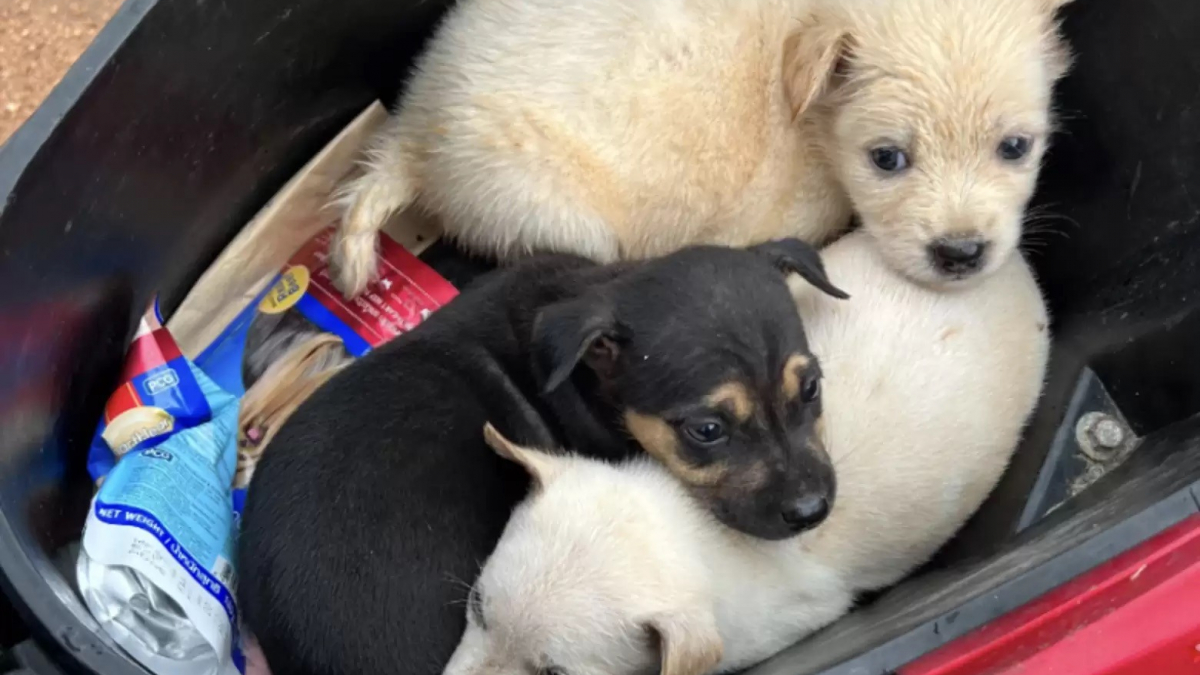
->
1090 418 1126 448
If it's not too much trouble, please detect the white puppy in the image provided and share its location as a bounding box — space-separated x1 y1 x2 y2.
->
333 0 1075 297
444 231 1050 675
789 231 1050 591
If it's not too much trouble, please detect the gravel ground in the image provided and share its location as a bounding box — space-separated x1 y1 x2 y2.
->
0 0 122 144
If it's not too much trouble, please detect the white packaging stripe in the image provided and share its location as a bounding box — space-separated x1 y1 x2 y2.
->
133 317 154 340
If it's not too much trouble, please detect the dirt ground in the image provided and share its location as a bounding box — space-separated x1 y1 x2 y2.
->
0 0 122 144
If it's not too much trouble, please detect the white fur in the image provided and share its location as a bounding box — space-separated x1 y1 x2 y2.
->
444 230 1050 675
332 0 1074 296
790 230 1050 590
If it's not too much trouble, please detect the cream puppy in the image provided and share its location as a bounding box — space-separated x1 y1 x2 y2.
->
444 231 1050 675
333 0 1075 296
789 231 1050 590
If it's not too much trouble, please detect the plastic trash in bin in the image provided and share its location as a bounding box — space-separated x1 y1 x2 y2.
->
78 302 244 675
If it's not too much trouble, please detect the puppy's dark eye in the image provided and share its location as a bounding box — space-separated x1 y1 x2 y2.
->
998 136 1032 161
684 419 728 445
869 146 909 173
800 377 821 403
540 667 568 675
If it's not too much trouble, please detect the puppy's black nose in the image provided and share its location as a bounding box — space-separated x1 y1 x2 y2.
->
929 237 988 276
781 495 830 531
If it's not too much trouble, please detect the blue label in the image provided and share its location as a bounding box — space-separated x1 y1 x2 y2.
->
86 356 216 485
293 292 372 357
194 283 276 396
129 360 212 425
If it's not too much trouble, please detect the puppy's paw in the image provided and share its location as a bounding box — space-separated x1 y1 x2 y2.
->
330 227 380 299
330 173 410 298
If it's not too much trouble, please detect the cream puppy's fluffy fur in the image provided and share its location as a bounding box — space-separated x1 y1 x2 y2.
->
789 231 1050 590
445 231 1050 675
333 0 1075 296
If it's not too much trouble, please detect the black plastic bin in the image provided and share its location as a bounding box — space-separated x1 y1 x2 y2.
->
1 0 1199 673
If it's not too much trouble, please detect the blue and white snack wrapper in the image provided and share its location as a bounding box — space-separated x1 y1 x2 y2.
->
78 305 244 675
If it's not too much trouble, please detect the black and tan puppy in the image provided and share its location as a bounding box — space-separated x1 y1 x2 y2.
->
237 239 846 675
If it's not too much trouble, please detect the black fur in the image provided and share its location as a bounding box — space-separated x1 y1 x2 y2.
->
238 241 844 675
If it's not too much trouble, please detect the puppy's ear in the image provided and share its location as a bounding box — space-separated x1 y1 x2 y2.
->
644 610 724 675
781 18 852 122
751 239 849 300
1044 34 1075 83
1043 0 1075 11
482 423 563 488
533 298 622 394
1036 0 1076 81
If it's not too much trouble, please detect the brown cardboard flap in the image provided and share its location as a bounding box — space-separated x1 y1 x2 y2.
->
167 101 442 358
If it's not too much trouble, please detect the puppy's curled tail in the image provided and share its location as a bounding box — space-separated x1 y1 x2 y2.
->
330 120 421 298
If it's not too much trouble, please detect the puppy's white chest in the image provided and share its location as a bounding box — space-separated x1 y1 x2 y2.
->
711 554 852 672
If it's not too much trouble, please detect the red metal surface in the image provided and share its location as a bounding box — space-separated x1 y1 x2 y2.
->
900 513 1200 675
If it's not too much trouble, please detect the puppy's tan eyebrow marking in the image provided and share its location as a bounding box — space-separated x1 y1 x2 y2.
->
624 410 727 487
704 381 754 422
781 353 811 401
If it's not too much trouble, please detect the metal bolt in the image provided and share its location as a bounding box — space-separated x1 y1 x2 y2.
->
1076 412 1128 462
1089 417 1125 449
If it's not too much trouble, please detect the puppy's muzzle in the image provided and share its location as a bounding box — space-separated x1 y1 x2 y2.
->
928 235 989 277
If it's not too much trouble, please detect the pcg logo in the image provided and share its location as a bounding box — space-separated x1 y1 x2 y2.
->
144 368 180 395
142 447 174 462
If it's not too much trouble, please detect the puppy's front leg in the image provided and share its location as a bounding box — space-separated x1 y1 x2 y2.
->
331 115 422 298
